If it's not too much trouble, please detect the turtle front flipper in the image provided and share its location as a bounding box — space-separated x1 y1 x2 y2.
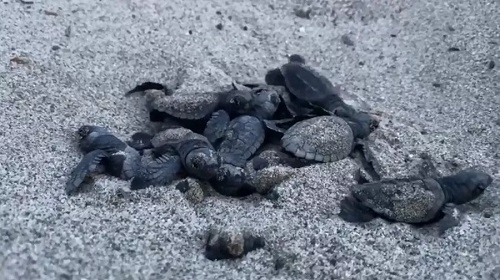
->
65 149 109 195
434 203 461 235
338 194 379 223
203 109 230 147
218 115 266 168
125 81 171 96
436 169 493 205
130 150 183 190
349 139 382 182
127 131 154 152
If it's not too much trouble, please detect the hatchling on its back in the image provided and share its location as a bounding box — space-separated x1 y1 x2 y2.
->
280 105 375 163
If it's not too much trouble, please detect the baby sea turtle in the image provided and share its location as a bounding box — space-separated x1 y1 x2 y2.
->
65 125 183 194
280 113 373 163
205 111 266 168
149 127 222 181
264 54 356 116
66 125 141 195
205 227 265 261
126 82 281 132
130 148 184 190
235 83 322 119
338 168 493 234
202 111 267 197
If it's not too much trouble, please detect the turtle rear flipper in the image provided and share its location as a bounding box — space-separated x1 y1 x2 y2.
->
130 152 183 190
125 81 171 96
65 149 109 195
338 194 379 223
204 109 230 147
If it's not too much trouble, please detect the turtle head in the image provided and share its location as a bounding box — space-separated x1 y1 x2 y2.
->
287 54 306 64
249 87 281 119
343 111 374 139
77 125 109 140
225 91 253 114
438 169 493 205
185 148 222 180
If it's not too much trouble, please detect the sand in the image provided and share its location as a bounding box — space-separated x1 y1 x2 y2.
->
1 0 499 279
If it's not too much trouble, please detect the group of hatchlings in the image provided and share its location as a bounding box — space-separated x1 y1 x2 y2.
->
65 54 493 260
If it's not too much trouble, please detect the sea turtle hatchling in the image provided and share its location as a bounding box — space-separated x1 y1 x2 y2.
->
264 54 357 117
204 111 266 168
202 111 267 197
66 125 177 195
338 168 493 234
125 82 281 132
148 127 222 181
280 112 374 163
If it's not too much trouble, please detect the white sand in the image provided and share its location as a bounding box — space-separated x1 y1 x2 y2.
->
1 0 499 279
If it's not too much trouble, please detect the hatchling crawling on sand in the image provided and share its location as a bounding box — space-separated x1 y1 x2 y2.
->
125 81 281 132
264 54 360 118
338 167 493 234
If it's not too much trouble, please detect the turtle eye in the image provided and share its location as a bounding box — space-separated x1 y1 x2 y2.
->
77 126 90 139
192 157 205 169
232 96 246 107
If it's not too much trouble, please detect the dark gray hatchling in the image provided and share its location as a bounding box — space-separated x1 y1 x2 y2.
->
65 125 182 195
338 168 493 234
125 81 281 132
129 147 184 191
264 54 358 118
148 127 222 181
203 111 267 197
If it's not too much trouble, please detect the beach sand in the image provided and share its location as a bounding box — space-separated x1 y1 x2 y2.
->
1 0 499 279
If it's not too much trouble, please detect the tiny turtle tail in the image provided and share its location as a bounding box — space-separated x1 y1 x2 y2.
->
125 82 170 96
338 194 378 223
436 169 493 205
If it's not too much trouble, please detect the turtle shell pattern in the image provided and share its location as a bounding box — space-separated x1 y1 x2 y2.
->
351 178 447 223
146 90 220 120
281 116 354 162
